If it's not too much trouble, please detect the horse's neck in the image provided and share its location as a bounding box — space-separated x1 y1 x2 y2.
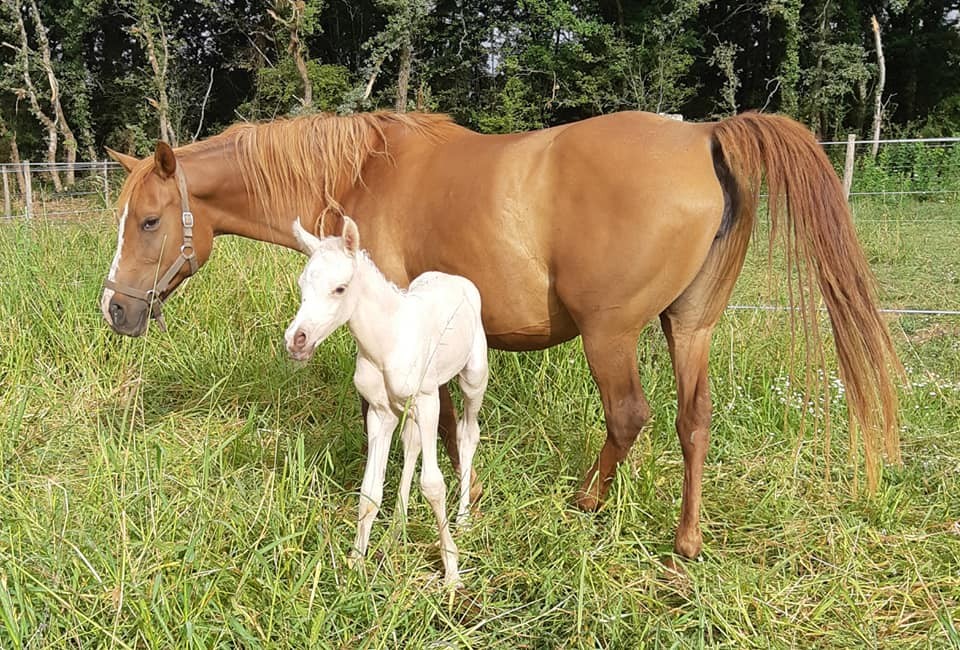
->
346 254 407 363
180 142 308 252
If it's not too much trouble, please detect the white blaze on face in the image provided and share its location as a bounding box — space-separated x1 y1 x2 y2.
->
100 202 128 323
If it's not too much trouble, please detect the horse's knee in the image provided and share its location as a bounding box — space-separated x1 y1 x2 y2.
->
608 394 651 449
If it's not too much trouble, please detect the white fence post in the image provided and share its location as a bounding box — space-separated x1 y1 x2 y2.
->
23 161 32 219
843 133 857 201
103 160 110 209
2 167 10 218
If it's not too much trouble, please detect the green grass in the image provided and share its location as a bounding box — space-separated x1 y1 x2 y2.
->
0 200 958 648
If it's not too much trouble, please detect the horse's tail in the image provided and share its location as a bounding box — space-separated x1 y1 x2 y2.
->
712 111 902 493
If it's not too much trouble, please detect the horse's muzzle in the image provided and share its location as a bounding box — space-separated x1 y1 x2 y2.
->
106 295 150 337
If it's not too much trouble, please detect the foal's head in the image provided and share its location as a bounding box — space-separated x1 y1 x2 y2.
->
285 216 362 361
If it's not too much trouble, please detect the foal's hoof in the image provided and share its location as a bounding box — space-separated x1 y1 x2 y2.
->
346 551 363 570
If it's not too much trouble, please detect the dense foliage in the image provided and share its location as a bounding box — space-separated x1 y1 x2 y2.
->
1 0 959 162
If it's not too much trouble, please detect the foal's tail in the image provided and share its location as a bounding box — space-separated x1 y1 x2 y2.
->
712 112 902 493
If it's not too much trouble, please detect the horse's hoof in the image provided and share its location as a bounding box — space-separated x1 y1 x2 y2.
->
574 489 602 512
660 554 689 577
469 478 483 506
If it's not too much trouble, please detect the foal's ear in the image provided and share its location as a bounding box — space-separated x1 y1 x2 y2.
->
293 217 323 255
342 216 360 256
105 147 139 174
153 141 177 179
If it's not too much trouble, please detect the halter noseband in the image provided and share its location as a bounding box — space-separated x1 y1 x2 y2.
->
103 164 199 332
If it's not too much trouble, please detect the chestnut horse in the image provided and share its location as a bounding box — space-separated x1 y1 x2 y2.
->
101 111 900 560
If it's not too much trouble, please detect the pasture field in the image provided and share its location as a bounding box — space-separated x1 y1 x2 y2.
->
0 198 958 648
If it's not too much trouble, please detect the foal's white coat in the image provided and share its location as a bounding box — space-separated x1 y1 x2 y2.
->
285 217 488 587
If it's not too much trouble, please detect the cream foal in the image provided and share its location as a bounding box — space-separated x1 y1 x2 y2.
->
285 217 488 587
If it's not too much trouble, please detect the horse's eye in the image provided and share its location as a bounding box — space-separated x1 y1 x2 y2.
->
333 285 346 295
142 216 161 231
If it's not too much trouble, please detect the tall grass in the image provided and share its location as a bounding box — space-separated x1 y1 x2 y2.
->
0 201 957 648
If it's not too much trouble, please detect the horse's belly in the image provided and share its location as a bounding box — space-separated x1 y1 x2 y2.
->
481 296 579 351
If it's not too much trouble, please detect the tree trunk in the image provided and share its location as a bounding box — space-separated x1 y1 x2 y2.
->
136 9 177 146
10 0 62 190
395 38 411 112
870 15 885 159
9 132 26 196
269 1 313 111
292 34 312 109
26 0 76 184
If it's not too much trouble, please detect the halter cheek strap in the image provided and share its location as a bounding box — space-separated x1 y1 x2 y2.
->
103 164 199 331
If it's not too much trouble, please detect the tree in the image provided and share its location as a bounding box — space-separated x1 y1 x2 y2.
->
1 0 63 189
267 0 324 111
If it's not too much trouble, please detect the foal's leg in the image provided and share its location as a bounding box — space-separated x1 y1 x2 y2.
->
659 316 714 559
439 384 483 505
415 392 460 587
455 334 489 525
397 414 421 520
575 328 651 511
351 405 399 563
366 387 481 505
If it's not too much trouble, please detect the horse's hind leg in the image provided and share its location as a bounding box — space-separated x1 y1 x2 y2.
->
659 315 715 559
659 214 752 559
575 328 651 511
456 334 489 525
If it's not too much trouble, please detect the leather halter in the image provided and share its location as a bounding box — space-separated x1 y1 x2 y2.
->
103 164 199 331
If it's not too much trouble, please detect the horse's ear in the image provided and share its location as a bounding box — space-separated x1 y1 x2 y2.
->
106 147 139 174
153 141 177 179
342 216 360 256
293 217 323 255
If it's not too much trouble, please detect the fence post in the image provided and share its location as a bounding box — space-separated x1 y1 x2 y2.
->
23 161 32 219
2 167 10 218
842 133 856 201
103 160 111 208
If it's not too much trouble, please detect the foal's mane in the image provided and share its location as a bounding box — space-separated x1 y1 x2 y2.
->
118 112 461 224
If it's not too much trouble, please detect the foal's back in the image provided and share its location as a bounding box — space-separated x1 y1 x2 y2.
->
385 271 484 394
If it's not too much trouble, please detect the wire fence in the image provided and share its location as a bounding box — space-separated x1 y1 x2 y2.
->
2 135 959 221
1 138 957 317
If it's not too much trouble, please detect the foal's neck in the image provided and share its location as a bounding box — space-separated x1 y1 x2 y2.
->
346 253 407 362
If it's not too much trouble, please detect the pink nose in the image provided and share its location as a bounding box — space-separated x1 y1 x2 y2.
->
293 330 306 349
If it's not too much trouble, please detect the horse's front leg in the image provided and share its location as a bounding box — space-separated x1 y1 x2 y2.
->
350 404 399 564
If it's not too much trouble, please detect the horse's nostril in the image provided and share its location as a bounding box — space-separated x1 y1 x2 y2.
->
294 331 306 348
109 301 125 325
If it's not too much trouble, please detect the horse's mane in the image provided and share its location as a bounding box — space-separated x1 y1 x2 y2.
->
118 111 462 222
226 111 460 222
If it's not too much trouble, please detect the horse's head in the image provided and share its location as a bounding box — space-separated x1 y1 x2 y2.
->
101 141 214 336
285 216 361 361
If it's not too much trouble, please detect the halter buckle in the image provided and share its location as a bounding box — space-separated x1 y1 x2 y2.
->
182 211 195 228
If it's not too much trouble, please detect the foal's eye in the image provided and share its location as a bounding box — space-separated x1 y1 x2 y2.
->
142 216 161 231
333 285 346 295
